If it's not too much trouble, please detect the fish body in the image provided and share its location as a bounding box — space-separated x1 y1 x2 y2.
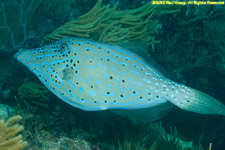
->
14 38 225 117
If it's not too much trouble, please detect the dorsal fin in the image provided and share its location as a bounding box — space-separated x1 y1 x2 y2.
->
116 42 167 76
117 41 149 59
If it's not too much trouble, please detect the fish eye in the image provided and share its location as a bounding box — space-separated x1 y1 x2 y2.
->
59 42 69 53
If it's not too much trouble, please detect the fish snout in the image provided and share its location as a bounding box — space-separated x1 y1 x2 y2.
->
14 49 30 64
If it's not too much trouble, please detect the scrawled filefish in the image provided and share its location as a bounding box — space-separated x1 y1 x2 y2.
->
14 38 225 122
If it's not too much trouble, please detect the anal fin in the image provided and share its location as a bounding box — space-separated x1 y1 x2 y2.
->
110 102 173 124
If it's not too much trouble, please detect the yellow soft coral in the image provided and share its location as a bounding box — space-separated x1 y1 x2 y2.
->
0 115 27 150
41 0 180 46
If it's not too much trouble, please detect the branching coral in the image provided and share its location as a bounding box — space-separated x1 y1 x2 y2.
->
151 8 225 83
0 115 27 150
30 0 76 26
203 16 225 64
41 0 180 46
152 43 212 80
0 0 35 53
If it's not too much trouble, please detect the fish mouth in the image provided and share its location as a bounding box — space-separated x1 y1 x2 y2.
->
14 48 29 63
14 49 23 61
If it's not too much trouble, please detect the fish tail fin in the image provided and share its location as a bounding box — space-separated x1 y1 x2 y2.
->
170 88 225 116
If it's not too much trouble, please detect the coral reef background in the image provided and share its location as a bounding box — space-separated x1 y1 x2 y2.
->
0 115 27 150
0 0 225 149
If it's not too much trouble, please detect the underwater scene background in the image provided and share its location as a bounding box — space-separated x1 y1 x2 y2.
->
0 0 225 149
